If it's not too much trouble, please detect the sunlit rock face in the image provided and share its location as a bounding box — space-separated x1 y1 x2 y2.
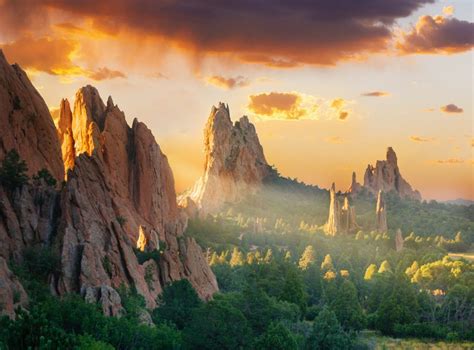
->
395 228 404 252
0 50 64 180
181 103 271 214
0 50 218 317
363 147 421 200
376 190 388 232
324 183 358 236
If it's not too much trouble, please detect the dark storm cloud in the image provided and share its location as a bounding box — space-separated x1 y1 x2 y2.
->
1 0 435 66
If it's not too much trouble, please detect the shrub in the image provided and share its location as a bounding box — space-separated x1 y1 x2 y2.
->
33 168 57 186
0 149 28 190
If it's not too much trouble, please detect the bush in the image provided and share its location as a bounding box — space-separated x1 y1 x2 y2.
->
0 149 28 190
33 168 57 186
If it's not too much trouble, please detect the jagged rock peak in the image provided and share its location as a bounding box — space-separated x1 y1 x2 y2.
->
348 171 362 194
325 183 358 235
376 190 388 232
363 147 421 200
181 103 271 214
0 49 64 180
395 228 404 252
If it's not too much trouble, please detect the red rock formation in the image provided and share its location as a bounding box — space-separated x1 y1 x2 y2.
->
376 190 388 232
181 103 271 214
0 50 63 180
341 197 359 233
0 51 218 317
363 147 421 200
347 171 362 195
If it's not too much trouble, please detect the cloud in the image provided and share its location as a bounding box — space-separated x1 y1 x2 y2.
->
397 15 474 54
410 136 435 143
440 104 463 114
1 36 84 76
248 92 311 120
325 136 345 144
247 92 353 121
148 72 169 79
435 158 464 164
205 75 250 89
361 91 390 97
442 6 454 16
0 0 435 67
88 67 126 80
339 111 349 120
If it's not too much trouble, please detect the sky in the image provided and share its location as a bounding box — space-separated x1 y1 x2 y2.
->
0 0 472 201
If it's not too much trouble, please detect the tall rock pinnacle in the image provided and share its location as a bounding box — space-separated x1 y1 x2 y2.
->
376 190 388 232
324 183 340 236
181 103 271 214
363 147 421 200
0 49 64 180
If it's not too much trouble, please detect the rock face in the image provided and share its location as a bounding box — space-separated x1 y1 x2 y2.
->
324 183 340 236
324 183 358 236
376 190 388 232
181 103 271 214
0 50 63 180
347 172 362 195
395 228 404 252
0 257 28 319
363 147 421 200
0 51 218 318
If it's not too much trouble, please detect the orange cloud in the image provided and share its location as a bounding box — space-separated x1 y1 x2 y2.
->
325 136 345 144
0 0 437 67
88 67 126 81
330 98 345 109
205 75 250 89
440 104 463 114
442 6 454 16
248 92 309 120
397 15 474 54
410 136 435 143
339 111 349 120
435 158 464 164
1 36 83 76
361 91 390 97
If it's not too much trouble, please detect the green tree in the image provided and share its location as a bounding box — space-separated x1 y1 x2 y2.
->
306 307 351 350
153 279 202 329
321 254 334 271
364 264 377 280
33 168 57 186
378 260 392 274
254 323 298 350
229 247 244 267
299 245 316 270
330 280 366 331
183 299 251 350
0 149 28 189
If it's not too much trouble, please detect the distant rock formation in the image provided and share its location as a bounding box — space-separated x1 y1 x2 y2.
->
347 172 362 195
324 183 358 235
395 228 404 252
181 103 271 214
363 147 421 200
376 190 388 232
0 51 218 317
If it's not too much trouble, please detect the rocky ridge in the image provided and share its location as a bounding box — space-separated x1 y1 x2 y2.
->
0 51 217 318
180 103 271 214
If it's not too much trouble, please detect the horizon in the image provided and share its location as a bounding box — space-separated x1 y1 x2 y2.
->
0 0 472 201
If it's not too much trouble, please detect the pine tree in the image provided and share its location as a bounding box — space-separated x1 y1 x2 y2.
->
321 254 334 271
0 149 28 190
364 264 377 280
298 245 316 270
229 247 244 267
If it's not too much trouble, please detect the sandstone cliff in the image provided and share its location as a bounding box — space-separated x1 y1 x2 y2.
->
362 147 421 200
181 103 271 214
0 51 217 318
